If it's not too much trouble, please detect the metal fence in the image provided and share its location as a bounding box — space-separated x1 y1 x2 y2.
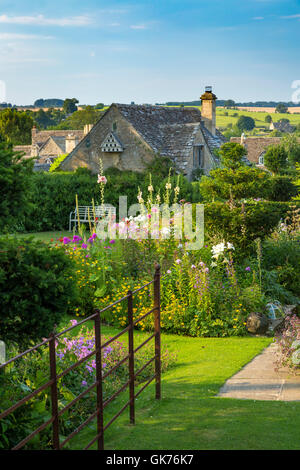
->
0 264 161 450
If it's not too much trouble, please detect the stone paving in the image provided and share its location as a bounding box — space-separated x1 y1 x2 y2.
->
218 342 300 401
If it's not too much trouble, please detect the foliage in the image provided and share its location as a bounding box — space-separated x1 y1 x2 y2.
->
49 154 68 172
264 145 288 174
236 115 255 132
200 166 271 202
204 201 295 253
0 108 34 145
266 176 298 202
281 134 300 166
0 141 34 233
0 237 77 348
52 106 102 130
0 321 176 449
218 142 247 169
63 98 79 115
276 103 289 114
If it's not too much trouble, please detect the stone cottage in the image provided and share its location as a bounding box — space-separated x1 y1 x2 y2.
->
230 135 300 167
60 87 226 180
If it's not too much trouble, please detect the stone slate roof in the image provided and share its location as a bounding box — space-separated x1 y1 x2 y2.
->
272 121 295 133
115 104 224 160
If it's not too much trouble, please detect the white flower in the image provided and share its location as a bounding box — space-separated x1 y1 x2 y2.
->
227 242 235 250
165 183 172 190
148 185 154 192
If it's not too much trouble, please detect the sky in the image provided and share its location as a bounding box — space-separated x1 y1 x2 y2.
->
0 0 300 105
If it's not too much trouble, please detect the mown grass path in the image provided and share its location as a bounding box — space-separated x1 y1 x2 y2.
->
69 327 300 450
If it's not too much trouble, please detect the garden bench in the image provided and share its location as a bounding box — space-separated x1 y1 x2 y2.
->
69 205 116 231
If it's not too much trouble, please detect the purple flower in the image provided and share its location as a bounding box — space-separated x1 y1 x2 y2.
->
109 240 115 244
63 237 71 244
91 233 97 239
82 380 87 386
245 267 251 272
82 243 88 249
175 259 181 264
72 235 82 243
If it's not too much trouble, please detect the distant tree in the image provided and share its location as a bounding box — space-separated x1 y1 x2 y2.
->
276 103 288 114
63 98 79 114
94 103 105 109
264 145 288 175
265 115 272 123
50 106 102 130
34 99 45 107
224 99 235 108
236 115 255 132
0 109 34 145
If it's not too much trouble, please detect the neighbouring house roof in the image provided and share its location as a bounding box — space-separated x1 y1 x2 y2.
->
271 121 296 133
13 145 32 158
32 129 84 146
230 136 300 164
39 135 67 154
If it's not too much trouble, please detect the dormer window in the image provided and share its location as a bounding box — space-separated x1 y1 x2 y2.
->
258 154 264 166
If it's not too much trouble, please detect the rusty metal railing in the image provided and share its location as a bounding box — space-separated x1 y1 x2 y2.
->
0 264 161 450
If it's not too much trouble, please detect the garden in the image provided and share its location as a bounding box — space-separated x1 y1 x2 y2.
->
0 138 300 450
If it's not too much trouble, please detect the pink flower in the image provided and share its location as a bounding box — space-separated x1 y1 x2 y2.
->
175 259 181 264
97 174 107 184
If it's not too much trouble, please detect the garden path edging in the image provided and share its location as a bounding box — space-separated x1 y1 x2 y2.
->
218 343 300 401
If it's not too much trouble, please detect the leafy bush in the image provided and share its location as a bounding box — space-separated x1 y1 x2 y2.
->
266 176 298 202
204 201 296 253
0 237 77 347
0 141 34 233
261 233 300 298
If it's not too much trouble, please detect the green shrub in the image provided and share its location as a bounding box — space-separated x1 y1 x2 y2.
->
204 201 297 253
0 141 34 233
0 237 77 347
266 176 298 202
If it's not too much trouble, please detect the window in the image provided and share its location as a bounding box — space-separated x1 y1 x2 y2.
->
112 122 117 131
258 154 264 166
193 145 204 168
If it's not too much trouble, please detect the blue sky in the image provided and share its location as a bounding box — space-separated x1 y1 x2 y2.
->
0 0 300 104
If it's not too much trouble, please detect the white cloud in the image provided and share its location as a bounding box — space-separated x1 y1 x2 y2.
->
280 14 300 19
0 14 93 26
0 33 53 40
130 24 147 30
253 17 264 20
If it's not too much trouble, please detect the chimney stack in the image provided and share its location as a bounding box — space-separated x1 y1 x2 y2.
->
84 124 94 135
200 86 217 136
65 134 78 154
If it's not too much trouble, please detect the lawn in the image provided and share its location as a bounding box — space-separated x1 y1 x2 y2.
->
61 324 300 450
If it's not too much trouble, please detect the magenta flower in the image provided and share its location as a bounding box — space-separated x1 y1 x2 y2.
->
63 237 71 244
245 267 251 272
82 243 88 249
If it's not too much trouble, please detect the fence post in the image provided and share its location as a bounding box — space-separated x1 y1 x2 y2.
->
94 312 104 450
49 332 60 450
127 290 135 425
154 264 161 400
